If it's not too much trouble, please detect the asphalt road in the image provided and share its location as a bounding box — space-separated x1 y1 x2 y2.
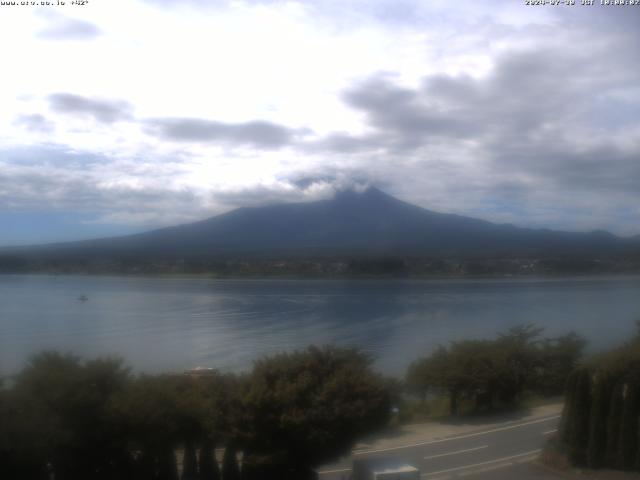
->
317 414 561 480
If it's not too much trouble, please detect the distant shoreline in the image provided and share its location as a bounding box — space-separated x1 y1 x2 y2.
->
3 270 640 281
3 253 640 278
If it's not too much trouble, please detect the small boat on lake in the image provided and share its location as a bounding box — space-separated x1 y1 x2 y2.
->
77 295 88 302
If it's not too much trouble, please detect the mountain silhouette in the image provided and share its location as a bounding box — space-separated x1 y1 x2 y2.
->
6 188 638 259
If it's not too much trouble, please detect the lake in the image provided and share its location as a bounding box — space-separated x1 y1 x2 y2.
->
1 274 639 377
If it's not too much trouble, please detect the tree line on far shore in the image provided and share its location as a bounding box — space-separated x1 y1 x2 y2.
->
0 325 586 480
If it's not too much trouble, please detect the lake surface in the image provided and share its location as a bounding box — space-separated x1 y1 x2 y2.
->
1 275 639 377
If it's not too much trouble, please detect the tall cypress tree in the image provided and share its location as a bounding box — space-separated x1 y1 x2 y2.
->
559 328 640 471
199 440 220 480
560 370 579 444
240 452 290 480
222 444 240 480
617 377 640 470
635 427 640 471
158 447 179 480
569 368 592 465
605 381 624 467
239 453 262 480
133 450 157 480
182 441 198 480
587 372 611 468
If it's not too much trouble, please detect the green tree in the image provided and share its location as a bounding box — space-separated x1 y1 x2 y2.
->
222 444 240 480
113 374 208 480
406 346 449 402
617 375 640 470
559 323 640 472
605 381 625 467
1 377 50 480
494 325 544 404
157 445 179 480
537 332 586 396
587 371 613 468
567 368 591 465
238 346 391 477
406 325 563 416
182 440 198 480
560 369 579 444
198 439 220 480
8 352 132 480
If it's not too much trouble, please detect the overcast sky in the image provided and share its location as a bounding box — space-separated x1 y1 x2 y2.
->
1 0 639 245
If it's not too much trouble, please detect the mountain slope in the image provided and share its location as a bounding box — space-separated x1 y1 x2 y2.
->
5 188 639 259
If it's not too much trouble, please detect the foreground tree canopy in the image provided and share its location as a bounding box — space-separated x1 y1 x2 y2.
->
0 325 590 479
559 324 640 471
239 347 391 479
406 325 585 415
0 347 391 480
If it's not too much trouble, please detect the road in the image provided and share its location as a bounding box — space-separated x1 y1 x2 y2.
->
317 412 562 480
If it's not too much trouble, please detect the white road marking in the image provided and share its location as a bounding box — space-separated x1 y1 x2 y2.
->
317 467 351 475
401 409 563 430
542 429 558 435
353 415 560 455
420 449 541 477
423 445 488 460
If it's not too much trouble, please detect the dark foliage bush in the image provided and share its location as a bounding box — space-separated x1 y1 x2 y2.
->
0 346 390 480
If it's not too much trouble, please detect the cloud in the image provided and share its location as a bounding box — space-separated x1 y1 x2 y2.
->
286 170 386 193
340 75 478 150
14 114 55 133
141 0 285 8
310 133 386 154
333 48 601 151
208 173 382 209
3 1 640 242
36 14 101 41
141 0 223 5
48 93 133 123
0 146 201 227
138 0 509 31
210 183 322 208
287 15 640 235
0 166 203 226
315 42 640 192
0 145 114 168
145 118 309 149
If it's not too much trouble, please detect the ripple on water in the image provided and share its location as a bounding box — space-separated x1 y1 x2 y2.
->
1 275 640 376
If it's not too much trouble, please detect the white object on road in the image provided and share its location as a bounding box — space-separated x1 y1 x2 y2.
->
352 457 420 480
